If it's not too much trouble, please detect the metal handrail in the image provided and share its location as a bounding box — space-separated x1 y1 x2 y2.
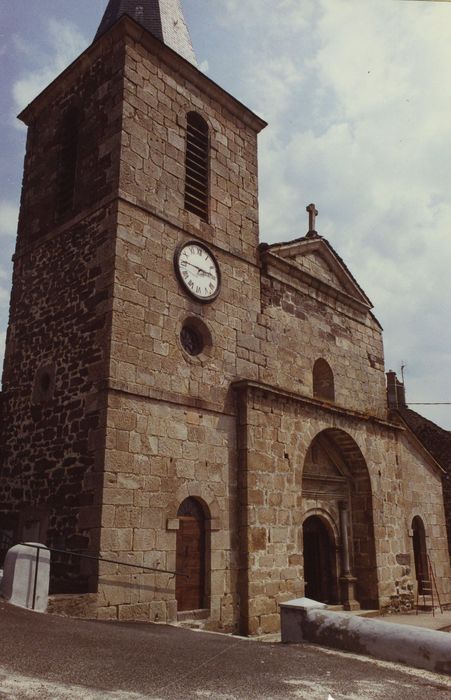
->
20 542 189 611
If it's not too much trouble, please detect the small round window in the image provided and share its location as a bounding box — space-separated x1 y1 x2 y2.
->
180 324 204 356
179 317 212 358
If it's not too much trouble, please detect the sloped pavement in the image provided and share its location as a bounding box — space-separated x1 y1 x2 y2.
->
1 600 451 700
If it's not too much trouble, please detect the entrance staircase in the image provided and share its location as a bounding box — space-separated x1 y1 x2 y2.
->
326 604 380 618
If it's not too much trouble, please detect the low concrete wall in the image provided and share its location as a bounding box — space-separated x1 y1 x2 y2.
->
281 604 451 676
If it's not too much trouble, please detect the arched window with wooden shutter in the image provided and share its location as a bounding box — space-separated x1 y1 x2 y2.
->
56 106 80 220
184 112 209 221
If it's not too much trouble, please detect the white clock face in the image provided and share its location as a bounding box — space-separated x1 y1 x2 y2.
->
175 241 220 302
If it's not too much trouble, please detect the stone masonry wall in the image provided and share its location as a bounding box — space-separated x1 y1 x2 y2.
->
397 433 451 599
94 31 265 626
0 34 124 592
120 36 261 263
235 387 451 635
109 200 261 409
445 470 451 559
17 37 124 245
97 393 237 628
259 271 387 419
105 34 265 410
0 209 115 592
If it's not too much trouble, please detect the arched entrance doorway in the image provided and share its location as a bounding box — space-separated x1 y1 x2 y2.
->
302 429 378 609
176 497 207 612
412 516 428 594
303 515 338 604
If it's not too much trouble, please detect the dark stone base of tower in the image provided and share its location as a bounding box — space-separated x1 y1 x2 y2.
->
1 2 450 633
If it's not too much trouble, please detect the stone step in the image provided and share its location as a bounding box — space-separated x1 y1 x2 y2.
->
353 609 381 618
177 620 207 630
177 608 210 622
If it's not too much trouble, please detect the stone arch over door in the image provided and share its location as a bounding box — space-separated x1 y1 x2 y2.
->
302 428 379 609
412 516 428 594
176 497 210 612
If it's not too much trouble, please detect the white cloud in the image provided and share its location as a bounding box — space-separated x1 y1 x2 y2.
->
0 332 5 366
0 201 19 238
219 0 451 426
12 19 87 116
221 0 316 36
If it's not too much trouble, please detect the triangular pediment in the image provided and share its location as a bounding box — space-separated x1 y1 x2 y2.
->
266 235 373 309
294 250 344 289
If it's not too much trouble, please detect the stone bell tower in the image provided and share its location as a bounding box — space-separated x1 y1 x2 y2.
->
0 0 266 628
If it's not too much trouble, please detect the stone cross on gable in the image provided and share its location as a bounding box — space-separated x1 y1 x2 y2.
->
306 203 318 234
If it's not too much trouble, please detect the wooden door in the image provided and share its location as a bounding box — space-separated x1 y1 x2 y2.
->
176 499 205 611
303 516 335 604
412 516 428 594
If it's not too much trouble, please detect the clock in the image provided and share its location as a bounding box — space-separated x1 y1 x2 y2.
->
174 241 221 302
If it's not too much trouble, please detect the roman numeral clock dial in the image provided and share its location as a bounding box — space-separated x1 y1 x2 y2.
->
174 241 221 302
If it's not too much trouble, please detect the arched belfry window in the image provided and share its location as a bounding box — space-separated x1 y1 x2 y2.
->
184 112 209 221
56 106 80 220
313 359 335 402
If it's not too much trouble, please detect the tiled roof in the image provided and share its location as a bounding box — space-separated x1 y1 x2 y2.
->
397 407 451 471
95 0 197 65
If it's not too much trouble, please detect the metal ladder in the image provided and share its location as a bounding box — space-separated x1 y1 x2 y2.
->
416 555 443 617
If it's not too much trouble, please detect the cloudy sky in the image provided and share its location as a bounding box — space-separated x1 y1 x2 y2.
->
1 0 451 427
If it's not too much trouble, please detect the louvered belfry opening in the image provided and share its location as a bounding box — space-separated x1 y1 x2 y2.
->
56 106 80 220
184 112 209 221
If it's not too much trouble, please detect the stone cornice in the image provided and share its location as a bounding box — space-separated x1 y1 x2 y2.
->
232 379 402 431
18 30 122 125
126 18 267 133
261 249 373 317
104 378 235 417
19 16 267 135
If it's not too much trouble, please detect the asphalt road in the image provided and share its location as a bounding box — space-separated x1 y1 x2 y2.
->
1 601 451 699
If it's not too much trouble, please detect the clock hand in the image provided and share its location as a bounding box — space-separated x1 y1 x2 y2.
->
185 261 214 278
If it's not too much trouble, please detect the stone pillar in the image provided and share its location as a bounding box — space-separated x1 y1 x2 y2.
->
338 502 360 611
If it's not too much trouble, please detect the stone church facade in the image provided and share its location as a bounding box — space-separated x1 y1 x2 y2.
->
1 1 450 635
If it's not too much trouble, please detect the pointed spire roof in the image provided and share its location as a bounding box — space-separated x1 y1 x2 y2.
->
95 0 197 65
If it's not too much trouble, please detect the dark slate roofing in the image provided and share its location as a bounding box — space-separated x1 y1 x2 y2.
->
94 0 197 65
95 0 163 41
397 407 451 471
